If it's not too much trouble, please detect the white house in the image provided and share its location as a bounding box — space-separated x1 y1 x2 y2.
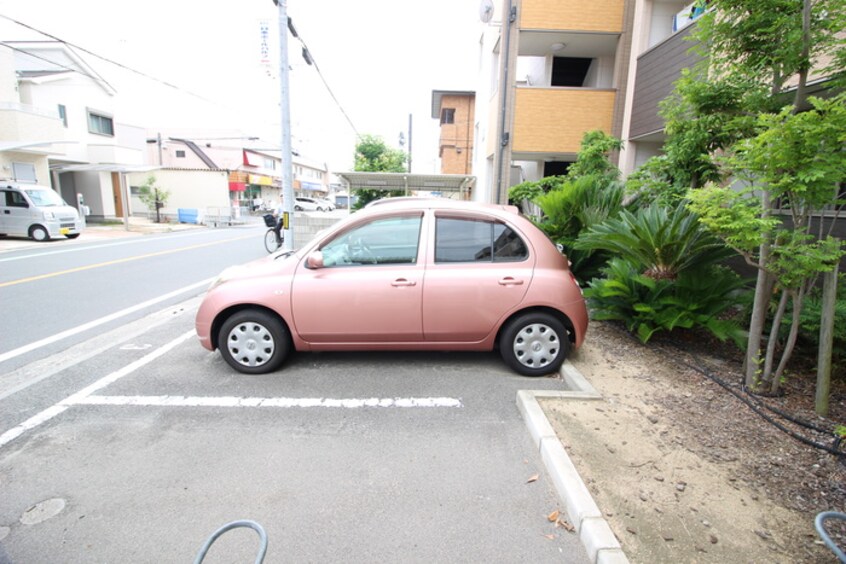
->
2 41 148 220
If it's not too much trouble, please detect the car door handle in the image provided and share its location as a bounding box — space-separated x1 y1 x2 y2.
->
498 277 524 286
391 278 417 287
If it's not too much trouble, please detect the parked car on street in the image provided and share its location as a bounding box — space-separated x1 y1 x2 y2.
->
0 183 84 241
294 197 326 211
316 198 336 211
196 198 588 377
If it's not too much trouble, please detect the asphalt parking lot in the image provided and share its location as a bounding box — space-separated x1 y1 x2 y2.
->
0 296 593 563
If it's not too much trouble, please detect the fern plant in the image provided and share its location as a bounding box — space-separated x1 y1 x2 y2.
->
586 258 748 344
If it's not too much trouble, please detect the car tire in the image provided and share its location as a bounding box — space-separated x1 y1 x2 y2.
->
499 312 570 377
218 310 290 374
294 205 303 211
29 225 50 242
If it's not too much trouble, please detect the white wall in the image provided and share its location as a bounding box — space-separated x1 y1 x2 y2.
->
127 169 230 218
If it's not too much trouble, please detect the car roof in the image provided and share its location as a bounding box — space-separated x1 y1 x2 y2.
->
365 197 520 215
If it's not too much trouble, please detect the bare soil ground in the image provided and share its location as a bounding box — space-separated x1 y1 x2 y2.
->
542 321 846 563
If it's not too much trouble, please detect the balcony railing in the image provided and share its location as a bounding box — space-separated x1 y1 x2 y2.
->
519 0 624 33
512 87 616 154
0 103 64 143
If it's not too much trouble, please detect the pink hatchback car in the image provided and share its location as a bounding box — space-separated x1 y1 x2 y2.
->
195 198 588 377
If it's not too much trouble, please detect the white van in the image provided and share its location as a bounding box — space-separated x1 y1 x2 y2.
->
0 183 84 241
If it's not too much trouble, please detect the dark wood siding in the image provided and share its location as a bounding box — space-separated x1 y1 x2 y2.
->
629 25 702 139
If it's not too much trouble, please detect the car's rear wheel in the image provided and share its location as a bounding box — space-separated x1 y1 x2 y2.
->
218 310 290 374
499 312 570 377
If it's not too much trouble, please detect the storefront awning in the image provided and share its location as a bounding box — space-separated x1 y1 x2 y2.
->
248 174 274 186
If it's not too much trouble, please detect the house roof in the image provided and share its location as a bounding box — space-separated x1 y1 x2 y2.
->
431 90 475 119
170 138 218 169
9 41 116 96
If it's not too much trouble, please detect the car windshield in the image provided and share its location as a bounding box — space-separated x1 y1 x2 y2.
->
25 189 66 207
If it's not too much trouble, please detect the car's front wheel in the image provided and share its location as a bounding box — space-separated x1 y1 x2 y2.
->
499 312 570 377
218 310 290 374
29 225 50 242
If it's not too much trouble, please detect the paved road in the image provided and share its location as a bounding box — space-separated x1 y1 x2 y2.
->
0 224 591 563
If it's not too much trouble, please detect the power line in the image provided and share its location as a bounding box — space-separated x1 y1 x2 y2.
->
2 13 361 143
287 17 361 138
0 14 233 109
0 41 105 84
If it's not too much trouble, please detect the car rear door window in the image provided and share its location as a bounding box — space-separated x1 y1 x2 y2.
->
435 217 528 263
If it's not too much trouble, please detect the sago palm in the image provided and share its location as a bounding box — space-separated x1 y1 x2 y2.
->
574 201 733 280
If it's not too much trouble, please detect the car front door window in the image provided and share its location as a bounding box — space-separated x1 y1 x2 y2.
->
321 215 422 267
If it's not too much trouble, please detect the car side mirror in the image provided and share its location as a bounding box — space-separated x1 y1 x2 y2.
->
306 251 324 269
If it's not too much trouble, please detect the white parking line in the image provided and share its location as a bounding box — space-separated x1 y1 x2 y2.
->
0 330 195 449
0 279 212 365
0 328 463 450
69 396 464 408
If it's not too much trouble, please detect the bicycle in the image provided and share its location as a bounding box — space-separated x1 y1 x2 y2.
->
263 213 284 253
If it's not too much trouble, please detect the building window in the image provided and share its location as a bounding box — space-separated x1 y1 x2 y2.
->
57 104 67 127
440 108 455 125
87 110 114 136
175 150 186 158
12 162 37 183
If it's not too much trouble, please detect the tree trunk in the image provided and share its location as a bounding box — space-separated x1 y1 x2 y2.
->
792 0 813 111
816 265 839 416
763 288 789 389
772 288 805 393
744 193 775 389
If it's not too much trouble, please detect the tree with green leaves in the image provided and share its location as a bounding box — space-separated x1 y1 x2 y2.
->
680 0 846 391
352 134 407 209
137 175 170 223
688 94 846 392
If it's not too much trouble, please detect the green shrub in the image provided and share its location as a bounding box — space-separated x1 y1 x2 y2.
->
574 201 734 280
534 175 626 282
585 258 748 344
794 273 846 361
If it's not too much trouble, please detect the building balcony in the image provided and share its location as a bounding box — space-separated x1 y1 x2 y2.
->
0 102 65 146
512 87 616 158
628 24 700 140
519 0 625 34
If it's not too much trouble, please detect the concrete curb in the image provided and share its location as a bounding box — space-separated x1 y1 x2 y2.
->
517 361 629 564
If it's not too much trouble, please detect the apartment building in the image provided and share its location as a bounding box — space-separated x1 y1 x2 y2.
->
618 0 706 176
431 90 476 177
474 0 634 203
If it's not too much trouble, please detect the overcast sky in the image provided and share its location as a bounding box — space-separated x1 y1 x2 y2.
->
0 0 481 173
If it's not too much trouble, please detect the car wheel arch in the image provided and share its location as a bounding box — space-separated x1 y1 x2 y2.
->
494 306 576 350
211 304 293 351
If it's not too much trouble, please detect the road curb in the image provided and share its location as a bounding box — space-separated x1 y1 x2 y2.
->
517 361 629 564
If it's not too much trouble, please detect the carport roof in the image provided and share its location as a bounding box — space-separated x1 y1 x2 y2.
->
336 172 475 195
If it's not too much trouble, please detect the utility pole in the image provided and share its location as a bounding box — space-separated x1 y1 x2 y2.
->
275 0 294 250
407 113 413 173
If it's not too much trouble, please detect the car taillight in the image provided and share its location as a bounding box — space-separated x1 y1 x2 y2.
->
568 270 584 295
